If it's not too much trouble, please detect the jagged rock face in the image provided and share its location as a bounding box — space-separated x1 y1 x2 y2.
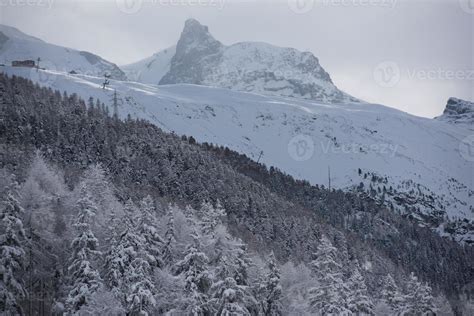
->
160 19 223 85
157 19 357 103
436 98 474 125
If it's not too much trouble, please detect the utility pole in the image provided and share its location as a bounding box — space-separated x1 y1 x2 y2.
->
328 166 331 191
256 150 264 164
112 89 119 118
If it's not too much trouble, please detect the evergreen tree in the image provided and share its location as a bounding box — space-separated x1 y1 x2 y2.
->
125 256 156 315
199 201 226 237
65 183 102 313
104 197 161 315
0 190 27 314
138 195 163 270
233 245 252 287
103 228 127 298
258 252 283 316
347 262 374 315
162 209 176 266
401 272 436 315
102 210 136 299
174 232 211 315
210 229 252 289
77 286 126 315
210 277 252 316
380 274 405 314
20 152 67 238
308 235 350 315
79 164 115 208
103 200 157 315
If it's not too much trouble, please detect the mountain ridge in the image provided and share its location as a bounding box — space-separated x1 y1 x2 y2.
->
0 24 126 80
126 19 359 103
436 97 474 126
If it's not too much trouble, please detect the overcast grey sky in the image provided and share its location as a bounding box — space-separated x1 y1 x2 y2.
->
0 0 472 118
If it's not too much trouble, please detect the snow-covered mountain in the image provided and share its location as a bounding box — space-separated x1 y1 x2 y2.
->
122 46 176 83
2 66 472 243
0 24 126 80
436 97 474 127
122 19 358 103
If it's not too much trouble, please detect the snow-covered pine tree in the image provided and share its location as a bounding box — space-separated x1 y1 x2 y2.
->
199 201 226 237
202 223 260 315
257 252 283 316
173 232 211 315
347 261 374 315
0 190 27 314
162 208 176 266
210 277 252 315
79 163 115 210
279 261 315 315
308 235 350 315
102 210 133 298
77 286 126 315
102 200 132 298
138 195 163 270
123 198 138 220
65 183 103 313
74 164 124 245
20 152 67 238
105 197 159 314
233 244 252 287
207 226 251 287
103 199 157 315
379 273 405 314
19 156 68 314
401 272 436 315
125 255 156 315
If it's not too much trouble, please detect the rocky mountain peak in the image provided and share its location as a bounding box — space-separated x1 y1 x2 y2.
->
444 97 474 114
160 19 222 85
152 19 357 103
436 97 474 125
175 19 222 56
183 18 209 35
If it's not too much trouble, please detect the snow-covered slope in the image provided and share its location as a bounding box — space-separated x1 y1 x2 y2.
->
0 24 126 80
2 66 472 243
122 46 176 84
125 19 358 104
436 97 474 127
